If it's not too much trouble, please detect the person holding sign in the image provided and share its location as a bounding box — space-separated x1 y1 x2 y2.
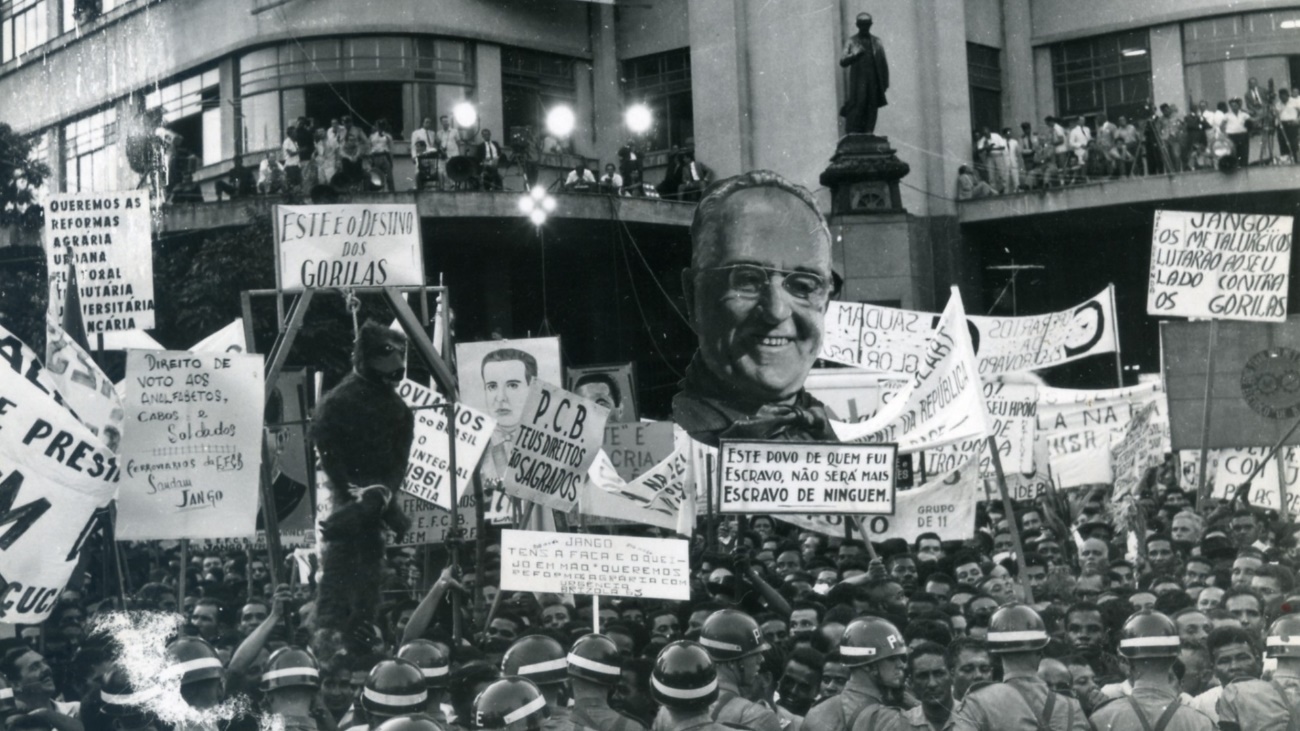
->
673 171 839 446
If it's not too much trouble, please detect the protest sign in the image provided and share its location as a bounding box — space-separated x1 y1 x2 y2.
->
501 380 609 511
116 350 264 539
198 530 315 553
584 438 693 534
603 422 676 482
45 191 155 332
44 316 123 451
192 319 248 354
385 492 480 547
1110 403 1163 502
926 381 1037 477
1212 448 1300 514
0 324 119 623
567 363 639 423
394 379 495 510
1037 382 1167 433
1044 427 1113 488
805 369 907 423
1163 318 1300 450
275 204 423 291
500 529 690 600
1148 210 1293 322
775 461 977 541
821 287 1118 377
833 287 990 452
718 441 896 514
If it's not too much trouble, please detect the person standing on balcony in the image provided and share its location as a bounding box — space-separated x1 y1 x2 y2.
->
974 127 1006 193
1018 123 1038 186
1276 88 1300 163
369 119 396 193
1223 98 1252 168
409 118 438 190
1001 128 1021 192
1047 116 1069 171
281 124 302 191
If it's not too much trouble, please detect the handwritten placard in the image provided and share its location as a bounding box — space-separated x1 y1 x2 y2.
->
117 350 264 539
718 441 897 514
1149 210 1293 322
275 204 423 291
500 529 690 600
395 379 495 510
502 380 609 511
44 191 155 332
386 493 480 547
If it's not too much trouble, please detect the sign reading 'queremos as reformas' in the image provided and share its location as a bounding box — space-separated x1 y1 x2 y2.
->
1148 210 1294 322
500 529 690 600
275 204 424 291
718 441 897 514
45 191 155 332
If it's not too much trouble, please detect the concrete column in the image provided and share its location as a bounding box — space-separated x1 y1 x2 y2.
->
1033 46 1055 124
219 57 239 160
573 61 596 158
913 0 971 219
1001 0 1035 128
1149 25 1187 110
588 3 623 169
474 43 504 141
687 0 751 177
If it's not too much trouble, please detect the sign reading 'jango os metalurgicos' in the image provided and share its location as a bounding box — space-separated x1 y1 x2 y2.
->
275 204 424 291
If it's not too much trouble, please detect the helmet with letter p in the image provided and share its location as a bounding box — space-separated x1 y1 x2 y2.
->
699 609 770 662
838 617 907 667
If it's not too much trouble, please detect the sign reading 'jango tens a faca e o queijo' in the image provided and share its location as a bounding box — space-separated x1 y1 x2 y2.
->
274 204 425 291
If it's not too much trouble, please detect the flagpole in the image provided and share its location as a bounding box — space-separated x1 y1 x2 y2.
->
988 435 1033 604
1197 320 1219 505
1109 284 1123 388
1277 449 1290 521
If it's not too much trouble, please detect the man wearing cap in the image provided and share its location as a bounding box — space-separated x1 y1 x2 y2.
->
950 604 1089 730
697 610 782 731
1089 611 1214 730
803 617 908 731
672 170 839 447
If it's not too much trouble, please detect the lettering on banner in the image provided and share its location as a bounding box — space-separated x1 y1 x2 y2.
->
500 529 690 600
1213 448 1300 514
718 441 896 514
1148 210 1294 322
501 381 608 511
394 379 495 510
276 204 423 291
117 350 264 539
44 192 155 332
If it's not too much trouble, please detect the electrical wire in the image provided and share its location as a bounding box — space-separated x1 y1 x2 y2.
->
605 194 693 329
612 208 684 381
272 2 373 128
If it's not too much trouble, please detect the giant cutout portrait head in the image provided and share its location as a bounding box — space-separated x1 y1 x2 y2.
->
682 171 834 403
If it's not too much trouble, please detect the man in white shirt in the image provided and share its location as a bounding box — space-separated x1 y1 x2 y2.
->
1045 115 1068 170
1000 127 1020 192
1276 88 1300 162
1067 117 1090 167
1223 98 1252 168
563 162 596 191
599 163 623 195
974 126 1006 194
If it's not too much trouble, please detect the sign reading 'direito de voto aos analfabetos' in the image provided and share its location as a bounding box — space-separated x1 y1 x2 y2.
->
717 440 897 515
274 204 425 291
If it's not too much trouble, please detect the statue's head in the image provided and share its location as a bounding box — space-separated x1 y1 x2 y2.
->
856 13 873 32
682 171 833 404
353 321 408 387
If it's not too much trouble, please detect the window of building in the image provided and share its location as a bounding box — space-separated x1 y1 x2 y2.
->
414 38 471 84
503 46 577 145
62 108 119 193
967 43 1002 135
2 0 48 63
61 0 122 34
145 68 222 165
621 48 693 153
241 90 281 156
1051 30 1151 122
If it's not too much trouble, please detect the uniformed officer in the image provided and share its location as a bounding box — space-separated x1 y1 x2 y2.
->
163 636 227 711
567 634 647 731
375 715 443 731
351 659 429 731
1089 611 1215 731
649 641 732 731
1217 612 1300 731
697 609 782 731
98 667 162 731
261 648 325 731
502 635 573 730
397 640 451 728
801 617 908 731
472 677 549 731
949 604 1089 731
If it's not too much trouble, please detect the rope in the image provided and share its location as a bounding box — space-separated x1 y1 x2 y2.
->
343 288 361 337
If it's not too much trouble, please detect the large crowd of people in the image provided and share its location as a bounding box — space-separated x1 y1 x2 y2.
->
9 460 1300 729
959 79 1300 200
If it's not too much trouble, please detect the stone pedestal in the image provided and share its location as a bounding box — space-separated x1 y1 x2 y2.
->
819 134 911 215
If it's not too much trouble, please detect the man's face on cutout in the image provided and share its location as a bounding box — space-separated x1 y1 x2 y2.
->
483 359 530 429
686 187 832 403
576 381 622 420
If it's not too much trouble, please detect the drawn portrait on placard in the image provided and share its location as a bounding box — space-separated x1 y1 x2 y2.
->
567 363 638 423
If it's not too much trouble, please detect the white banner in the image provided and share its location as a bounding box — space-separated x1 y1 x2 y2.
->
1149 210 1293 322
395 379 495 510
1044 427 1113 488
501 381 609 511
582 424 694 535
718 441 896 514
44 316 123 452
1213 447 1300 514
275 204 424 291
926 381 1037 477
822 286 1118 376
385 492 480 547
192 319 248 354
0 325 119 623
500 529 690 600
1037 382 1168 433
117 350 265 539
1111 402 1163 502
44 191 155 332
833 287 990 452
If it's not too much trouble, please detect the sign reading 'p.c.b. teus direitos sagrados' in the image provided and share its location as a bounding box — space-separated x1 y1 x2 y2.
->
718 440 897 515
